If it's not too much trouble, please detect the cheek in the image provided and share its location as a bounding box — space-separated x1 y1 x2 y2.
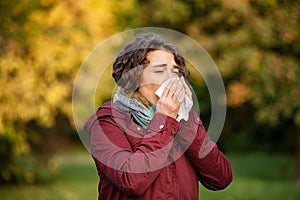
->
139 74 161 92
148 83 161 91
140 81 160 91
140 73 165 85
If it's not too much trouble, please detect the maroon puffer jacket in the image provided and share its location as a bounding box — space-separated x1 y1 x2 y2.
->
84 101 232 200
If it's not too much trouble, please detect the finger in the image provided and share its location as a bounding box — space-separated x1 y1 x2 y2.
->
178 89 185 103
174 81 184 99
180 76 192 98
180 76 188 89
162 79 176 98
172 82 185 104
167 78 179 98
180 77 191 93
170 78 180 91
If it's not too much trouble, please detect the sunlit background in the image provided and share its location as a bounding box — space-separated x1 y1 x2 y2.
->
0 0 299 199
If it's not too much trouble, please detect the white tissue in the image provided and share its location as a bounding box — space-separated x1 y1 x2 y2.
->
155 78 193 121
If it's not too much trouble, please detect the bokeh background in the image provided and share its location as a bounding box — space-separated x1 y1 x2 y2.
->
0 0 299 199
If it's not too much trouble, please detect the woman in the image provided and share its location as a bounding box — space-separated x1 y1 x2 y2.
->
85 33 232 199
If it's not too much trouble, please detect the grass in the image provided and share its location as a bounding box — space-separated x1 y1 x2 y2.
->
0 148 299 200
200 153 300 200
0 147 98 200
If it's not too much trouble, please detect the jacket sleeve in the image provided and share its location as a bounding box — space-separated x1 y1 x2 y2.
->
177 110 233 190
86 109 180 197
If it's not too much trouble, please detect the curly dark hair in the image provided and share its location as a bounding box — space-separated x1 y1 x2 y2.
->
112 33 189 94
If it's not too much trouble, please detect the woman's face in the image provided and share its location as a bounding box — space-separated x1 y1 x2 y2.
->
139 50 180 94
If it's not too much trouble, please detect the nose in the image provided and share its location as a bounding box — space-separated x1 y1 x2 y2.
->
166 70 173 79
166 68 178 79
159 69 178 84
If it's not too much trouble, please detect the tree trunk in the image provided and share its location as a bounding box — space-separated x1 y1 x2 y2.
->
297 128 300 185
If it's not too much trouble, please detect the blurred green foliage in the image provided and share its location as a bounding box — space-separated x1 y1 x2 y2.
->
0 0 115 183
111 0 300 155
0 150 299 200
0 0 299 184
112 0 300 126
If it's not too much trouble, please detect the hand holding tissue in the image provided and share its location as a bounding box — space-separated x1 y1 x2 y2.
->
155 78 193 121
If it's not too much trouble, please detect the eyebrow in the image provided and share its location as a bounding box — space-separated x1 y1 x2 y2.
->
150 64 180 69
